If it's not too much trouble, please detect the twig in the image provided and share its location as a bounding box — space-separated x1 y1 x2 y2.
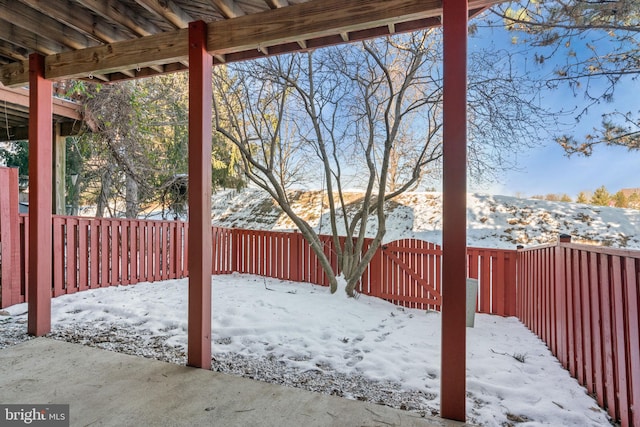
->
264 278 275 291
490 348 527 363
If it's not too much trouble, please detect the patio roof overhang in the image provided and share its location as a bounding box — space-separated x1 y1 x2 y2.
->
1 0 503 422
0 0 499 87
0 86 83 142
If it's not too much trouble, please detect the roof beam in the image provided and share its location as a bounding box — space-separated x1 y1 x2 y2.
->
208 0 443 55
0 0 502 87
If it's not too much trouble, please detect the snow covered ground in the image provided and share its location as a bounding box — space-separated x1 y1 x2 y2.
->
207 189 640 249
1 274 611 426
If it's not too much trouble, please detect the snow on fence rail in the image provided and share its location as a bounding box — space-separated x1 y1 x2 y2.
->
517 240 640 427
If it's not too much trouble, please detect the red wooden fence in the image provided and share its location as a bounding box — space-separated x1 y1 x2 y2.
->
1 212 516 318
518 241 640 427
2 215 189 307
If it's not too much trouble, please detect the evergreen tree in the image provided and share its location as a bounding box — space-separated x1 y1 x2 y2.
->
590 185 611 206
613 191 628 208
576 191 588 204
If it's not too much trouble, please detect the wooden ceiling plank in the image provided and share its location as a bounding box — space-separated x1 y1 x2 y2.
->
76 0 164 37
0 23 67 56
264 0 289 9
0 0 98 50
210 0 246 18
17 0 133 43
0 40 29 62
134 0 194 29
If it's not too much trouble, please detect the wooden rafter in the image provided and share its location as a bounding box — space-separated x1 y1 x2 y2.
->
0 0 98 50
0 22 67 56
17 0 133 43
76 0 164 37
0 40 28 62
134 0 194 29
210 0 246 18
264 0 289 9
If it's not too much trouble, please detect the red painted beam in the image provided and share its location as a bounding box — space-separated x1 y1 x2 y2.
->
27 54 53 336
187 21 213 369
440 0 468 421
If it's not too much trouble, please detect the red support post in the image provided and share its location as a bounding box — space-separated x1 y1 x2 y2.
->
440 0 468 421
27 53 53 336
187 20 213 370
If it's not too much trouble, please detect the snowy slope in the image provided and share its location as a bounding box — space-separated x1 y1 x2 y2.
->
211 188 640 249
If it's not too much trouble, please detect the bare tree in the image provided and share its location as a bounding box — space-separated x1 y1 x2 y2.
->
213 30 558 296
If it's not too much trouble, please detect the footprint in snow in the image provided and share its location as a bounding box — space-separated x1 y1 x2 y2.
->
374 332 391 343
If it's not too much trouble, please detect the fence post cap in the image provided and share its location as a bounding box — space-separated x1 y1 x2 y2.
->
559 234 572 243
516 245 524 249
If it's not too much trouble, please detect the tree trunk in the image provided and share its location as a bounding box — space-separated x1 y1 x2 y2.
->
96 163 115 218
125 174 138 218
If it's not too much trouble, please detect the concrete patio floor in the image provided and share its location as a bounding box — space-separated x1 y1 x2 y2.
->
0 338 469 426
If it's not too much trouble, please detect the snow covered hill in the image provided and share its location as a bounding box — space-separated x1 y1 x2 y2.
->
210 188 640 249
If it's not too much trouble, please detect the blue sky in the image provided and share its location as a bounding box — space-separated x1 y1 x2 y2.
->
468 14 640 199
478 75 640 198
481 138 640 198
